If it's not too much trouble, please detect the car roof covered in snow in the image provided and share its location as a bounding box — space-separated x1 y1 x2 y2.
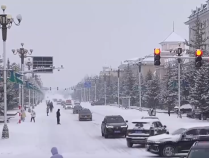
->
105 115 123 118
141 116 159 119
131 119 157 123
183 123 209 129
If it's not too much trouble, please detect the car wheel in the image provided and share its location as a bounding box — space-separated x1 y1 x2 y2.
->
127 141 133 147
160 145 175 157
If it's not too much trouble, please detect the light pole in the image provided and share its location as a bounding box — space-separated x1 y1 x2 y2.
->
93 76 99 101
0 5 22 139
25 58 33 109
12 43 33 111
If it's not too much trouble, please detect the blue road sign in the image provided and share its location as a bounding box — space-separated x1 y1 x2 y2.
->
84 82 91 88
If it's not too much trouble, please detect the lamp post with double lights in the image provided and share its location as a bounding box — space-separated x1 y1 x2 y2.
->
0 5 22 139
25 58 33 109
12 43 33 111
92 76 99 101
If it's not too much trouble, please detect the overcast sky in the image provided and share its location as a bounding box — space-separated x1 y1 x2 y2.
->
0 0 206 89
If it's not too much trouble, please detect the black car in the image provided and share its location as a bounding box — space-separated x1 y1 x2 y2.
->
185 141 209 158
91 100 104 106
126 119 168 147
146 124 209 157
78 108 92 121
101 115 128 138
73 105 82 114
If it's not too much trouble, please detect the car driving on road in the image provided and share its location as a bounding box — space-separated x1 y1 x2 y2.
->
126 119 168 148
101 115 128 138
78 108 92 121
186 141 209 158
73 105 82 114
146 124 209 157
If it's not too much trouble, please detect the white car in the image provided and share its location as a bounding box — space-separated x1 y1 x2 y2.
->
141 116 159 120
65 105 73 109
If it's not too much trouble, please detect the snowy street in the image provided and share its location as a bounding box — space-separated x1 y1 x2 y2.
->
0 101 207 158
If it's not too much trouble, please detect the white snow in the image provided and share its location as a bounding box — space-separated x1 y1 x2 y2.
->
0 98 208 158
161 32 185 43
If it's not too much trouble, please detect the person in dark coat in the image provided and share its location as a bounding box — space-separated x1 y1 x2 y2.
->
56 109 61 124
50 102 54 112
47 106 50 116
50 147 63 158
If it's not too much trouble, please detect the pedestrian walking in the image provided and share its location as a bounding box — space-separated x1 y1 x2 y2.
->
21 108 26 122
31 110 36 122
56 109 61 124
50 147 63 158
47 106 49 116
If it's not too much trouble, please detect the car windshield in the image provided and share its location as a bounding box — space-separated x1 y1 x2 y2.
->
172 128 187 135
188 149 209 158
142 117 158 119
106 117 124 123
132 122 151 129
80 110 91 114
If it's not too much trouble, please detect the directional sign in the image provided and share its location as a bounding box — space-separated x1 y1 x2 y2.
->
32 56 53 73
84 82 91 88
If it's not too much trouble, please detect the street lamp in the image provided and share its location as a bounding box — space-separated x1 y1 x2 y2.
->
12 43 33 113
0 5 22 139
93 76 99 101
25 58 33 109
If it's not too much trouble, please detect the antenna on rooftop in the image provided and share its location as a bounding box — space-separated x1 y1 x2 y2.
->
173 21 175 32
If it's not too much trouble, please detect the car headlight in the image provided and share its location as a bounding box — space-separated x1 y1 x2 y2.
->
121 125 128 128
106 125 114 128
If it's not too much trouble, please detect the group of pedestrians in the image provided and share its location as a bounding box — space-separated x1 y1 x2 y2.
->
46 100 61 125
46 100 54 116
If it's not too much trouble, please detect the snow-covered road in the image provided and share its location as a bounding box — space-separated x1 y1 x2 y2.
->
0 101 207 158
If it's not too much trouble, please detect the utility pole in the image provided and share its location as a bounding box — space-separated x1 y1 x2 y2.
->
26 58 33 109
117 69 120 107
12 44 33 111
177 47 182 118
0 5 22 139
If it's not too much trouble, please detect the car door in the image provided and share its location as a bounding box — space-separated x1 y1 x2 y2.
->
152 122 159 135
156 121 164 134
101 118 106 132
180 128 199 151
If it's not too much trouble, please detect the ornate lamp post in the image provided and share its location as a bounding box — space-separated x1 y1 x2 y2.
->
12 43 33 111
0 5 22 139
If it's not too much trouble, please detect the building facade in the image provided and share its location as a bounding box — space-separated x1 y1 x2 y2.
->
185 1 209 50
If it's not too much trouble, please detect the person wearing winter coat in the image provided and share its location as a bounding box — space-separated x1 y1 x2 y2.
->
50 147 63 158
31 110 36 122
21 109 26 122
56 109 61 124
47 106 50 116
50 102 54 112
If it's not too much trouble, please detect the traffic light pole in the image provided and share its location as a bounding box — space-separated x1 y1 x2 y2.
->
152 48 209 118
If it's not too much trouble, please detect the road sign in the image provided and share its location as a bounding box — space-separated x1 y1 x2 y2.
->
32 56 53 73
84 82 91 88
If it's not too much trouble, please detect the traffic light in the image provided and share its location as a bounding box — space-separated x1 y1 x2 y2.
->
50 87 51 91
57 87 58 90
154 48 161 65
195 49 203 68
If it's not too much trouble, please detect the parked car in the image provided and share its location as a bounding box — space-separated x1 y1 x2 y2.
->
126 119 168 147
91 100 105 106
78 108 92 121
101 115 128 138
146 124 209 157
141 116 159 120
185 141 209 158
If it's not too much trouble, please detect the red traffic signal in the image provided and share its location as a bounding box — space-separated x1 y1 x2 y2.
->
195 49 203 68
154 48 161 66
196 49 203 56
154 48 161 55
